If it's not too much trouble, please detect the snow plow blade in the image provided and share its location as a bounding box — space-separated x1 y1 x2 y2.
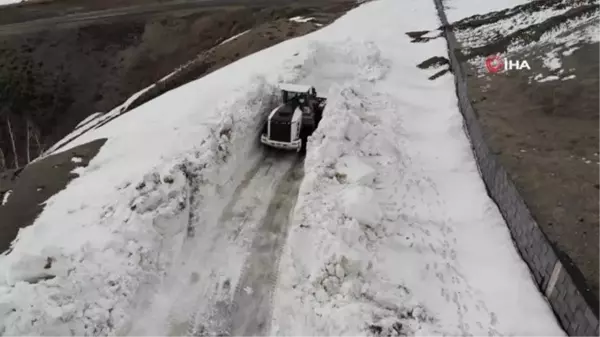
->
260 134 301 152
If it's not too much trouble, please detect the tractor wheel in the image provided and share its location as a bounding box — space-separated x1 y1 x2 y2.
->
298 139 306 154
261 121 268 134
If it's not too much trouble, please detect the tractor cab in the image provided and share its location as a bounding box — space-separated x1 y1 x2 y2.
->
261 83 326 152
280 83 316 104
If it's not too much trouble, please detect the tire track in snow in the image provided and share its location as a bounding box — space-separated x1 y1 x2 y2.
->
161 150 299 337
159 152 273 336
230 155 304 336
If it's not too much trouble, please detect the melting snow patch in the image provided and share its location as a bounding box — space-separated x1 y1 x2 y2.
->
71 156 83 164
460 2 599 76
444 0 532 22
561 74 576 81
1 190 11 206
543 51 562 71
71 166 86 176
455 4 572 50
537 75 560 83
563 47 579 56
219 30 251 46
290 16 315 23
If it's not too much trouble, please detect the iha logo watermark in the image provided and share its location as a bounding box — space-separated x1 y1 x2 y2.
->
485 54 531 73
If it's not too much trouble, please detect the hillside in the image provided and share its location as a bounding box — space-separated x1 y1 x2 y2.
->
448 0 599 303
0 0 354 172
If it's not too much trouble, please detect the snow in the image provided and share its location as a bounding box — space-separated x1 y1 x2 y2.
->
41 82 159 157
0 0 21 6
454 5 572 50
537 75 561 83
562 74 576 81
219 29 250 46
0 0 566 335
543 51 562 71
334 155 376 185
458 1 599 78
271 0 565 335
75 113 102 129
290 16 315 23
444 0 531 22
1 190 11 206
71 156 83 164
0 47 286 336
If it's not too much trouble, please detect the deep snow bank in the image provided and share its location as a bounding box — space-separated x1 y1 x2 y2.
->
271 0 565 335
0 37 316 333
0 78 280 335
0 2 387 332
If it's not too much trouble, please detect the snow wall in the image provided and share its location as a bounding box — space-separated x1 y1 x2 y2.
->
432 1 599 336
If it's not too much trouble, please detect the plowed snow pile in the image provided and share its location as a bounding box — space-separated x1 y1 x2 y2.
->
271 0 565 336
0 0 565 335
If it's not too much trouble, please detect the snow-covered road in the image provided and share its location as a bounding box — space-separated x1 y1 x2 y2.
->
230 157 303 336
126 150 302 336
0 0 567 335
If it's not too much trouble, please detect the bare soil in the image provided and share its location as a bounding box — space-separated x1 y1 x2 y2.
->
0 138 106 254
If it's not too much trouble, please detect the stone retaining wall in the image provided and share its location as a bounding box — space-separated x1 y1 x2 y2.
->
431 1 599 335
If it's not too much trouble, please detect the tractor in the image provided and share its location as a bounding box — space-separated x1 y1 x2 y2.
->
260 83 326 153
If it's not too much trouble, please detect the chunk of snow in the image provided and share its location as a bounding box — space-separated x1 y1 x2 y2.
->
3 253 68 286
537 75 560 83
71 156 83 164
561 74 576 81
1 190 11 206
70 166 85 176
289 16 315 23
339 185 382 226
563 47 578 56
334 155 375 185
543 51 562 71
